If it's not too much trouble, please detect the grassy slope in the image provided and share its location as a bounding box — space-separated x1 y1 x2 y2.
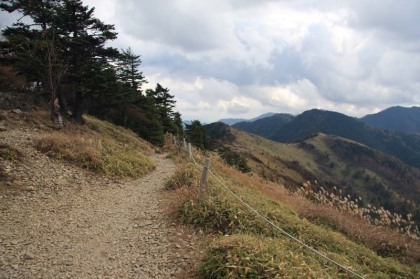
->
229 128 420 220
169 149 419 278
31 111 156 178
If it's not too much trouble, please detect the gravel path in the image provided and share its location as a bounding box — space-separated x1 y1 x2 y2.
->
0 110 202 278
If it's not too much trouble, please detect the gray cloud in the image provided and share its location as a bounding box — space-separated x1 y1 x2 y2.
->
114 0 235 52
348 0 420 43
2 0 419 121
107 0 420 120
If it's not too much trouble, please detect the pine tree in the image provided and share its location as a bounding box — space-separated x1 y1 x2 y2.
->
186 120 207 150
1 0 118 123
135 93 165 145
146 83 177 134
173 112 184 138
1 0 65 119
117 47 146 92
57 0 118 123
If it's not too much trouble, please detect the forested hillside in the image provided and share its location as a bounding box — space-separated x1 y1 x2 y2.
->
0 0 183 146
361 106 420 135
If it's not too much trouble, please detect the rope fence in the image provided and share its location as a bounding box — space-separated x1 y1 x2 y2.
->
173 137 365 279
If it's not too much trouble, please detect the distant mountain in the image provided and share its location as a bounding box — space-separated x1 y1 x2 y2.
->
233 113 294 137
272 109 374 142
234 109 420 168
219 112 276 126
361 106 420 135
218 118 247 126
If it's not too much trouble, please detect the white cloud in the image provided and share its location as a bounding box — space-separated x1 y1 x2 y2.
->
3 0 419 121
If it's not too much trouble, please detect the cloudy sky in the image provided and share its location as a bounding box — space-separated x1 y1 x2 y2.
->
2 1 420 122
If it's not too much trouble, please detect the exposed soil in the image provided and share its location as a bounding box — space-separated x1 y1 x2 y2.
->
0 110 203 278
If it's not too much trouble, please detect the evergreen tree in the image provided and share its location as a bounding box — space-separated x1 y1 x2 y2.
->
56 0 118 123
1 0 65 118
1 0 119 123
135 92 165 145
117 47 146 92
146 83 177 134
173 112 184 138
186 120 207 150
0 0 181 147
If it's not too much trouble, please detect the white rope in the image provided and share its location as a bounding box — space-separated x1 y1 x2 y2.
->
187 148 365 279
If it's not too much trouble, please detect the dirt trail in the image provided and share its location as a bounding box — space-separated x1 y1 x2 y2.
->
0 111 201 278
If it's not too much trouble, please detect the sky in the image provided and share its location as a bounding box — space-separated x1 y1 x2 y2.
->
1 0 420 122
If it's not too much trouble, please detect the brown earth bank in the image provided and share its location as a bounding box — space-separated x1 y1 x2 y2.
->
0 109 203 278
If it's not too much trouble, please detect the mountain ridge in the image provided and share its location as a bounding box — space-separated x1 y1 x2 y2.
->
361 106 420 135
218 112 276 126
233 108 420 169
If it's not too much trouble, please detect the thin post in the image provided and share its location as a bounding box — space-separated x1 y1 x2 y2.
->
183 139 187 150
188 143 192 160
200 158 211 196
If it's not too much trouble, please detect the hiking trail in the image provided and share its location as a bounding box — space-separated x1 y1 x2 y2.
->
0 110 202 278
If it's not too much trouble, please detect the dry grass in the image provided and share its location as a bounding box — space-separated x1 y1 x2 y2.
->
165 143 420 277
296 183 419 238
225 129 420 262
214 160 420 263
0 144 24 161
33 114 155 178
165 163 199 190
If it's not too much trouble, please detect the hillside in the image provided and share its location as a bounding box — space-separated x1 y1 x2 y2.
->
167 137 420 278
361 106 420 135
234 109 420 168
204 122 420 224
204 122 420 223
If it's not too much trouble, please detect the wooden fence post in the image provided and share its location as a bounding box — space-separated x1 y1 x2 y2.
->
188 143 192 160
183 139 187 150
200 158 211 196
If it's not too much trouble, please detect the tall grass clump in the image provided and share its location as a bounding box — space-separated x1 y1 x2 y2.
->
179 193 277 236
297 181 419 239
201 234 348 279
34 116 155 178
165 163 198 190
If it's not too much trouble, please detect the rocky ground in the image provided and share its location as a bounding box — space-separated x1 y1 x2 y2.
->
0 110 203 278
